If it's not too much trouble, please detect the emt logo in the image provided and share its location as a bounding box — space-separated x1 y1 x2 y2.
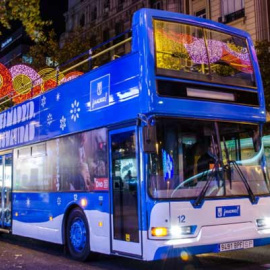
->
90 74 110 111
216 205 241 218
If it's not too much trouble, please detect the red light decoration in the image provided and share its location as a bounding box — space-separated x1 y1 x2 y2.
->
60 71 84 84
157 29 194 45
38 68 64 92
0 64 84 107
0 63 14 99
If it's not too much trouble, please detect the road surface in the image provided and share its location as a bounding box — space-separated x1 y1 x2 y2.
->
1 233 270 269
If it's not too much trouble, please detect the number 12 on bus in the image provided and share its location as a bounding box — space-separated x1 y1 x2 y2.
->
0 8 270 262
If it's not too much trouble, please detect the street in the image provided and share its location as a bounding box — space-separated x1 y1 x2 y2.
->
1 234 270 269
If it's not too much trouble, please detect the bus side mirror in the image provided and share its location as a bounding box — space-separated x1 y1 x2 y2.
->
143 126 157 153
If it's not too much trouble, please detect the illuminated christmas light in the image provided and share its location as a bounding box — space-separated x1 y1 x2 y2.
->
157 29 194 44
156 27 252 73
224 44 250 61
184 38 251 66
38 68 64 92
10 64 42 104
0 63 13 98
60 71 84 84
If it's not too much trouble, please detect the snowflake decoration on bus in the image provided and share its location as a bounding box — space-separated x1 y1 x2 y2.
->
70 100 80 122
57 197 62 206
60 116 66 130
41 96 46 107
26 198 30 207
47 113 53 125
56 92 60 101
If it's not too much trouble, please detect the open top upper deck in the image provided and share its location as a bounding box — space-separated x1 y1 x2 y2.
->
0 8 265 150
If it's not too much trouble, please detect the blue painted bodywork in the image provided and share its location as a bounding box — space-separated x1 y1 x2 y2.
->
13 192 109 223
2 8 267 260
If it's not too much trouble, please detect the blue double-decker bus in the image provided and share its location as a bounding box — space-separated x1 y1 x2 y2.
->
0 8 270 261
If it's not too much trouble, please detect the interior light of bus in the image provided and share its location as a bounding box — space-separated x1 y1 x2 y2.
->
187 88 235 102
256 218 270 228
151 227 168 237
155 143 159 153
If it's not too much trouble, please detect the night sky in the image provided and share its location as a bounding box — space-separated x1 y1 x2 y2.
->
40 0 68 37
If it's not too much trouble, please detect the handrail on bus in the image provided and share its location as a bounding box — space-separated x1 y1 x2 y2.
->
0 29 132 111
61 37 132 75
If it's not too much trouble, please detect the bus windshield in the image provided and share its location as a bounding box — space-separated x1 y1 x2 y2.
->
154 19 256 88
148 119 270 200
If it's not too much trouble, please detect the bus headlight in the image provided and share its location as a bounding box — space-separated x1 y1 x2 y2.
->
151 226 197 237
256 218 270 228
171 226 190 236
170 225 196 237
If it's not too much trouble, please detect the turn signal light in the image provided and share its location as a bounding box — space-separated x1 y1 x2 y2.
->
151 227 168 237
81 198 87 207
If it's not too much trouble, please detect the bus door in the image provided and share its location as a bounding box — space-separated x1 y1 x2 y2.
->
109 127 142 257
0 153 12 229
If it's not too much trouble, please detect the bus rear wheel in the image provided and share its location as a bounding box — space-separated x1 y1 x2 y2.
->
66 208 90 261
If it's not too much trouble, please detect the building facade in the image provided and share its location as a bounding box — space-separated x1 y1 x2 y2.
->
0 0 68 67
0 27 32 67
62 0 270 49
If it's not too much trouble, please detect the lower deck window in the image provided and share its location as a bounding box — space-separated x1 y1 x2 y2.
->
14 128 108 192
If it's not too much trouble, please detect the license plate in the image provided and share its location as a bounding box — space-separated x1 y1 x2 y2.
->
219 240 254 252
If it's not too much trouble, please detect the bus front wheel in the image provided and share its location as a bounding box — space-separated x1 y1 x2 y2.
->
66 208 90 261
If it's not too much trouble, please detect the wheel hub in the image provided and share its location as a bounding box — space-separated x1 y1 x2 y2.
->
70 218 87 252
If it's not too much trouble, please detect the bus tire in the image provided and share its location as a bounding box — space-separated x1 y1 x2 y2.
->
66 208 91 261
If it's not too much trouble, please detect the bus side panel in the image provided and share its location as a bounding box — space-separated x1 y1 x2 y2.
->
12 191 111 253
85 210 110 254
12 192 66 244
38 52 141 143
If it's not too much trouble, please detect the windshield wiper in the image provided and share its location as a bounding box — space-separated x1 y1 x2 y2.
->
222 138 256 204
222 135 256 204
193 134 225 207
193 130 225 207
229 160 257 204
193 160 222 207
223 137 232 189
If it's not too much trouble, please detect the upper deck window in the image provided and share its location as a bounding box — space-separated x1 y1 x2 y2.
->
154 20 255 88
